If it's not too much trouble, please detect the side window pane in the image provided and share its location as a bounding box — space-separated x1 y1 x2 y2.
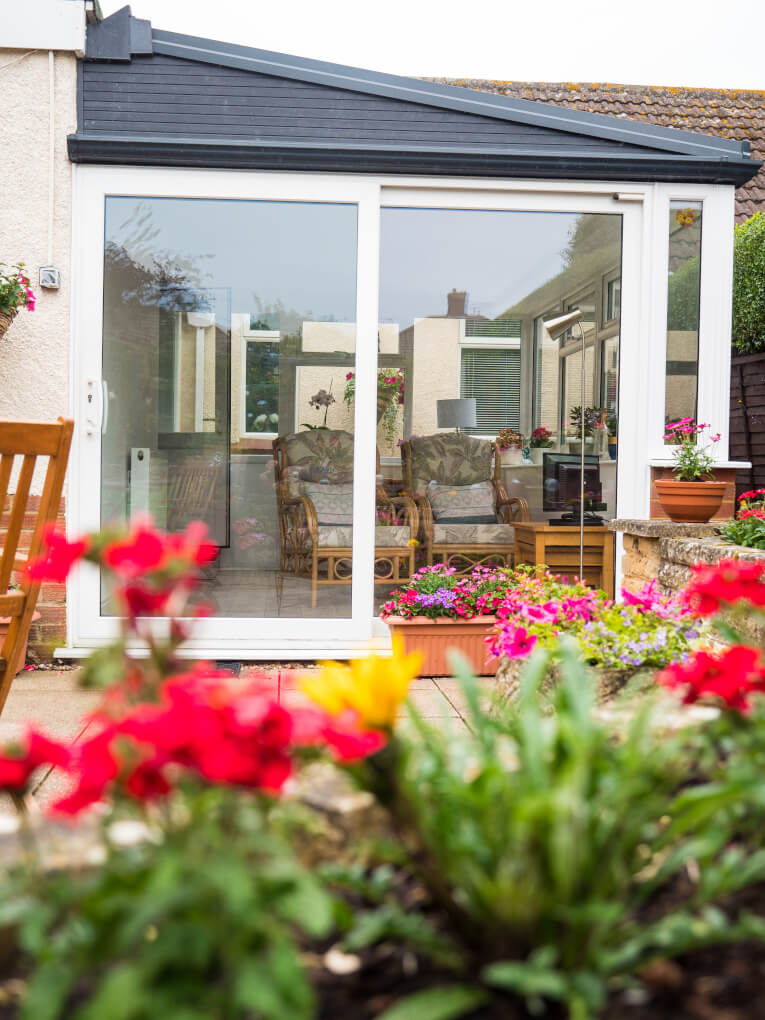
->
665 201 702 432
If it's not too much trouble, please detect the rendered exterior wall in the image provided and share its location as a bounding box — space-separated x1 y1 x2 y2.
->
0 49 77 654
0 49 76 486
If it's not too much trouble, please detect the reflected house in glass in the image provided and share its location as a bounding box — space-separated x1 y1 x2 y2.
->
56 6 760 659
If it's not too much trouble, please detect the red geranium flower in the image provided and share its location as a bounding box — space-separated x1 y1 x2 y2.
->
682 559 765 616
0 727 71 792
659 644 765 713
26 526 89 583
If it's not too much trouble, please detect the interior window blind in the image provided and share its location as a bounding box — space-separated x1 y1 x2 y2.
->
460 348 521 435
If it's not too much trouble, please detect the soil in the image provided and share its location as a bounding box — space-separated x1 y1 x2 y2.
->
310 881 765 1020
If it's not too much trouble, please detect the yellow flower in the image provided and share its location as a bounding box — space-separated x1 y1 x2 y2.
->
300 637 422 729
407 538 419 547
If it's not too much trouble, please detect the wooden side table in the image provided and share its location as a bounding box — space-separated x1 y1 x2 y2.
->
513 521 615 598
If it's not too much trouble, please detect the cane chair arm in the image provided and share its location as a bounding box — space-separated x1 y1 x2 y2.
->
496 494 531 524
414 496 433 546
279 496 318 542
387 494 419 539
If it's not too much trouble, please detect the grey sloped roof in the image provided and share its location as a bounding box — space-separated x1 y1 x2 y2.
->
70 7 760 185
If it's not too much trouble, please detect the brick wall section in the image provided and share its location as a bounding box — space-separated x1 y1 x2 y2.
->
649 466 737 520
2 494 67 657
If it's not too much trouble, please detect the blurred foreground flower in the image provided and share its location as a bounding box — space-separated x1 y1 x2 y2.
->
300 638 422 730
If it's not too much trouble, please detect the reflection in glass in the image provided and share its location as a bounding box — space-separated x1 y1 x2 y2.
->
665 201 702 430
379 208 622 597
101 197 360 619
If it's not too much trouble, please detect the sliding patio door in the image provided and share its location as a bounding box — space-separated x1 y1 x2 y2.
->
72 169 381 656
377 192 625 599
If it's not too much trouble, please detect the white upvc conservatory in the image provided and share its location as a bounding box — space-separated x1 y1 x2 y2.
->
61 12 760 660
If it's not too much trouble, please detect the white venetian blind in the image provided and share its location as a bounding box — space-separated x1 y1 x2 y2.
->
460 347 521 435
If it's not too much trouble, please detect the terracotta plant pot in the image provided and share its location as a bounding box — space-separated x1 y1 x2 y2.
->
654 479 727 523
382 615 498 677
0 611 41 675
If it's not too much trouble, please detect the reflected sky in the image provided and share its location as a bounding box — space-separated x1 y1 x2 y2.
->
105 197 358 325
379 207 582 329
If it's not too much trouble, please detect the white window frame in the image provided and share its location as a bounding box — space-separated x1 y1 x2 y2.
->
240 329 281 440
66 169 735 657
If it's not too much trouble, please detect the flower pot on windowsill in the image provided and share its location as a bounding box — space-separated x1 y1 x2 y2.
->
608 436 617 460
381 615 498 677
654 479 727 523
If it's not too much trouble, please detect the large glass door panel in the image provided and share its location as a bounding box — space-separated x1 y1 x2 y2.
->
101 196 359 619
378 205 622 596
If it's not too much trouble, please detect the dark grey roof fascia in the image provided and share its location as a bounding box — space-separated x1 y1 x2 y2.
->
151 29 753 164
67 133 761 186
86 5 151 60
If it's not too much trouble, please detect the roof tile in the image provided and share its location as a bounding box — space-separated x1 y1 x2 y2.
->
433 79 765 222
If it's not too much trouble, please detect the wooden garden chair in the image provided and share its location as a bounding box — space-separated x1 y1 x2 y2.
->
0 418 73 715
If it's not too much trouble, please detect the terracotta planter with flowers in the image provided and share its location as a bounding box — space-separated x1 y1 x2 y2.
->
383 615 498 677
657 418 726 523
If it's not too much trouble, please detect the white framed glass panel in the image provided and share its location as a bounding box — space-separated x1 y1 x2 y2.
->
665 200 702 430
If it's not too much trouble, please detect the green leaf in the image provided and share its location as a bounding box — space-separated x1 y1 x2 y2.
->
74 964 143 1020
375 984 488 1020
482 959 568 999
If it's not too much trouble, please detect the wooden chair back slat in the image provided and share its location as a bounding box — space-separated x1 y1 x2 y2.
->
0 455 14 523
0 418 73 715
0 454 36 593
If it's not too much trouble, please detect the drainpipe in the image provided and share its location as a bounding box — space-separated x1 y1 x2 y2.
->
48 49 55 267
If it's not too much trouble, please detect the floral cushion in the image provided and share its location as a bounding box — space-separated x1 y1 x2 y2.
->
303 481 353 526
314 525 411 548
433 523 515 546
427 480 497 523
410 433 494 495
283 429 354 484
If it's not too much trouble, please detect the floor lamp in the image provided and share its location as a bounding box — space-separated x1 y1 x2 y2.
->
542 309 586 583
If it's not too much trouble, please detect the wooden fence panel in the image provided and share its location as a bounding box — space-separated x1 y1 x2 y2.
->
730 352 765 497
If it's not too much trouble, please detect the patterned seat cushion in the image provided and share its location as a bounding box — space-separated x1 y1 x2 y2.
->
410 433 494 496
427 480 497 524
303 481 353 525
433 523 515 546
314 525 411 548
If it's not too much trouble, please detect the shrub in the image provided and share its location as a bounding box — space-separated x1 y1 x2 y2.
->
304 644 765 1020
719 487 765 549
732 212 765 354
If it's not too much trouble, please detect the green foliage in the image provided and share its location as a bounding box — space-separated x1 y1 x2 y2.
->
719 513 765 549
732 212 765 354
667 255 700 331
10 790 332 1020
350 646 765 1019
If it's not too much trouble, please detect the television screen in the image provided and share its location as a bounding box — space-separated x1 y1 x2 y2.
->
542 453 602 513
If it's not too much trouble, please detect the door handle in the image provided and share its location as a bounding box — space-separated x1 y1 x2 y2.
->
101 379 109 435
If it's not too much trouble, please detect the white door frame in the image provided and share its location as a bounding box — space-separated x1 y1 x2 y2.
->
68 165 381 657
67 167 733 658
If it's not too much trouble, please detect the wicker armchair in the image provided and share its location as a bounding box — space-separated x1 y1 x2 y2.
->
273 430 418 607
400 433 529 573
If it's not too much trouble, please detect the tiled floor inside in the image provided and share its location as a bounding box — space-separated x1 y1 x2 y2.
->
0 665 485 811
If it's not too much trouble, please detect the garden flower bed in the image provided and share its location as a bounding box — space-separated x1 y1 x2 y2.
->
0 528 764 1018
486 574 699 703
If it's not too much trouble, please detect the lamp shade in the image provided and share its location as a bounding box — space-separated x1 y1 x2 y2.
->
437 398 477 429
542 308 582 342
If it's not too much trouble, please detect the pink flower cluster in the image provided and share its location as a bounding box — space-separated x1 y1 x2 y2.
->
18 272 35 312
663 418 720 444
488 580 601 660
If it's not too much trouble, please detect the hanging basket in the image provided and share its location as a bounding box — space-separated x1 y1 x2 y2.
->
0 308 18 339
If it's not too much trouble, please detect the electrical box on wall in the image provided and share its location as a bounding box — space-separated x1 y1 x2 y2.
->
39 266 61 290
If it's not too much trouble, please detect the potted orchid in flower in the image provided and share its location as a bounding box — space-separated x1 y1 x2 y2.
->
655 418 726 522
0 262 35 338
